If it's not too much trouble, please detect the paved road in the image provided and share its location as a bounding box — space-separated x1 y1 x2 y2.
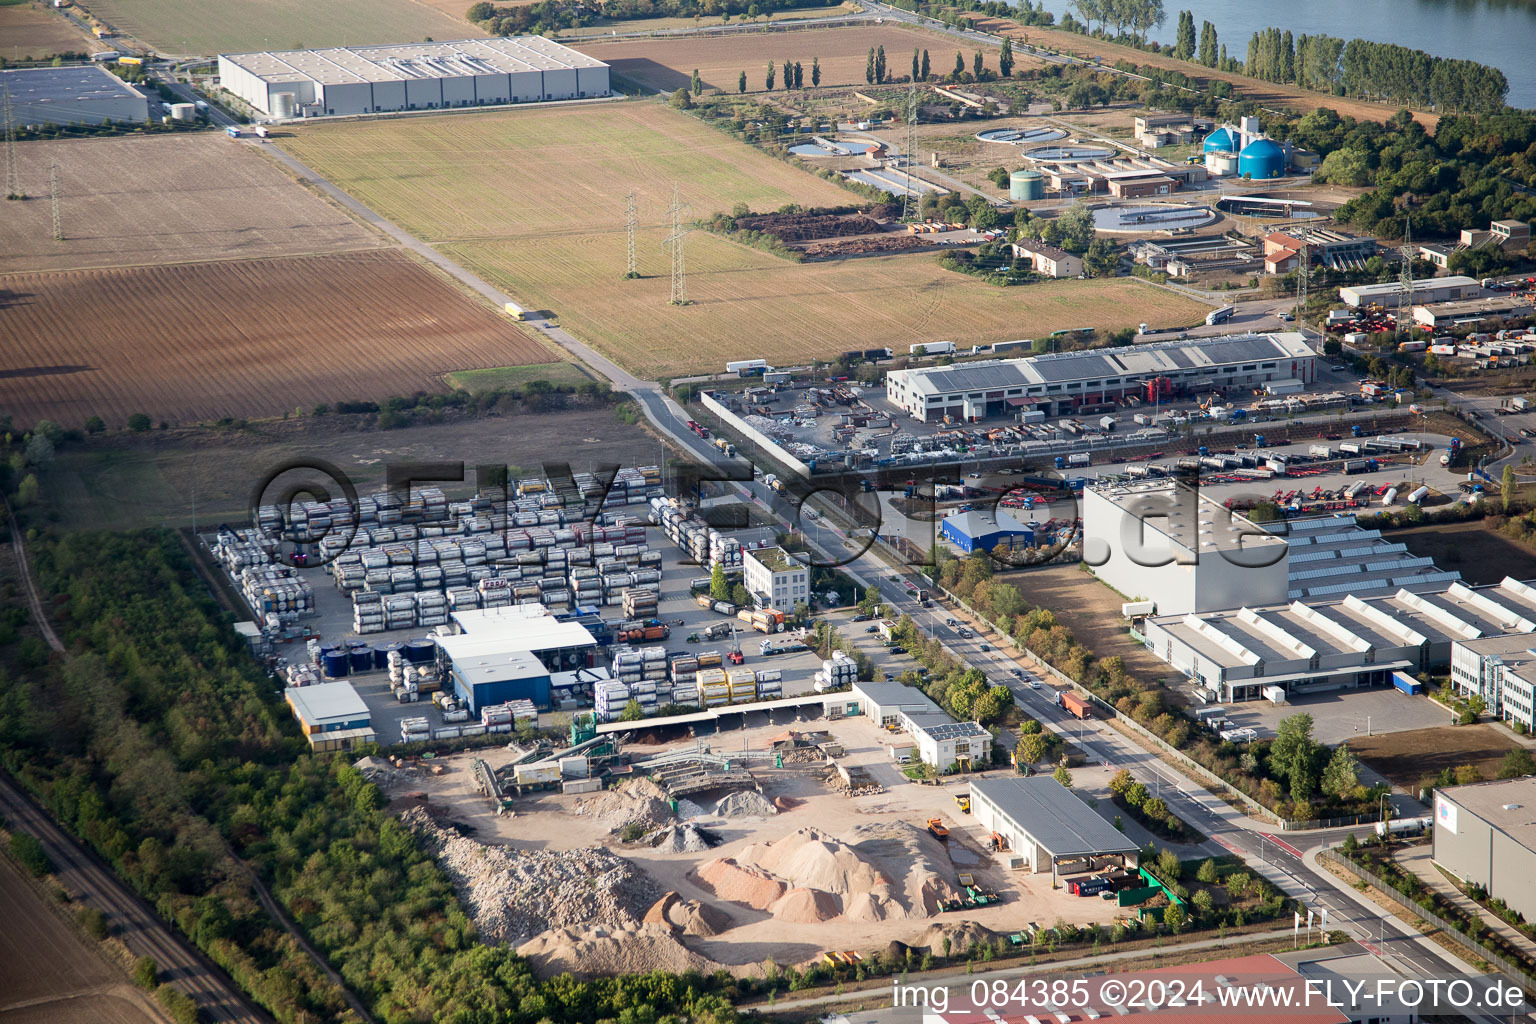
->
0 775 271 1024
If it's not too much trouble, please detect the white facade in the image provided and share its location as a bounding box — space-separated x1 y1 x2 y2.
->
1451 633 1536 731
218 37 609 117
1084 480 1288 616
742 546 809 610
884 332 1316 422
911 718 992 771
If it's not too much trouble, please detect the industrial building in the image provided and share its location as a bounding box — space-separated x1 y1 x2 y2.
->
0 65 149 127
1132 112 1210 148
435 606 597 712
1202 117 1292 179
884 332 1317 422
969 777 1139 878
1084 480 1290 616
852 680 942 728
1262 227 1378 274
1142 576 1536 702
849 681 988 771
1412 296 1534 329
742 545 809 611
1434 778 1536 926
218 37 610 117
286 681 375 750
1131 235 1262 278
1460 219 1531 253
1008 238 1082 278
1277 514 1460 601
939 509 1035 554
1031 155 1206 195
1339 276 1481 308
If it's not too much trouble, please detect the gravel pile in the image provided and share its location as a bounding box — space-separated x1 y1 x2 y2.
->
714 790 778 819
403 807 662 945
353 756 419 790
643 822 719 853
675 798 707 819
572 777 675 834
517 923 718 978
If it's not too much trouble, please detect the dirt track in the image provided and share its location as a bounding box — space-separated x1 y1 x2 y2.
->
0 249 559 427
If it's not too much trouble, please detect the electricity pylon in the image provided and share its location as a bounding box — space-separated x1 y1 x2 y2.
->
661 182 690 306
49 161 61 240
3 83 22 201
901 86 919 222
623 191 638 279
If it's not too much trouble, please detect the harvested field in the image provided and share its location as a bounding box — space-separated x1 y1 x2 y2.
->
443 362 596 394
571 24 1002 93
0 249 559 427
0 0 98 60
559 2 850 37
279 102 1208 377
0 134 381 274
0 857 162 1024
442 233 1208 377
1000 564 1178 684
77 0 481 55
1349 724 1523 792
1392 520 1536 586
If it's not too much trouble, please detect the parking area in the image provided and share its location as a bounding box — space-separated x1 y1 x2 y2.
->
1220 686 1454 746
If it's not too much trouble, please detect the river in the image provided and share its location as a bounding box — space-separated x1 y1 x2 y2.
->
1028 0 1536 109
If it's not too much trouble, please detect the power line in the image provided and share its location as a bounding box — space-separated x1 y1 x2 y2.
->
3 83 22 201
1295 240 1309 323
901 85 919 222
623 190 638 279
49 160 61 241
661 182 690 306
1397 216 1414 341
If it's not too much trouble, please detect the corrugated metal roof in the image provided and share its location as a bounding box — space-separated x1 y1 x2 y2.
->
972 777 1138 856
287 682 369 724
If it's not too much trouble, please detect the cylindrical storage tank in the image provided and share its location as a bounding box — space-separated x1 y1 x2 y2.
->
1204 150 1237 176
405 638 436 664
1382 488 1399 506
1238 138 1285 180
1407 485 1430 505
374 641 403 669
322 649 350 678
169 102 196 121
272 92 297 118
348 643 373 674
1009 169 1043 201
1203 126 1236 153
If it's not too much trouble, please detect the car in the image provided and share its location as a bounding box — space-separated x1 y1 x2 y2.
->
851 613 872 622
1010 668 1024 679
1521 429 1534 439
1028 680 1040 689
979 643 992 652
1279 312 1294 322
864 625 879 633
945 618 959 626
957 627 973 639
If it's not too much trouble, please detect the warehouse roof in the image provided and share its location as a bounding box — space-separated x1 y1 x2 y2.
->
449 648 549 688
972 777 1138 856
440 611 596 660
887 333 1314 398
852 680 942 714
221 37 606 87
1439 778 1536 851
287 682 370 725
1089 479 1287 560
0 65 147 118
942 508 1035 539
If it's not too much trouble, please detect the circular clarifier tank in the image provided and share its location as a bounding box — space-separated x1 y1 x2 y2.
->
1090 204 1217 233
1023 144 1116 163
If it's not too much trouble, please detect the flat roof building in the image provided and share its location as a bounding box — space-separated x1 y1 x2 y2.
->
1339 275 1480 308
1450 633 1536 732
1412 296 1534 328
939 508 1035 555
743 545 809 611
970 777 1139 878
1 66 149 127
286 681 375 750
1434 778 1536 926
437 607 597 706
1084 480 1290 616
218 37 609 117
884 332 1315 422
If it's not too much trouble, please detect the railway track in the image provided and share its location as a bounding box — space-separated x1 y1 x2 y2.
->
0 774 271 1024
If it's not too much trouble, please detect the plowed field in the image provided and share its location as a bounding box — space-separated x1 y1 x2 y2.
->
0 249 556 427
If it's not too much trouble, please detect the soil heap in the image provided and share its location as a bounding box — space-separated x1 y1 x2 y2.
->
572 776 674 834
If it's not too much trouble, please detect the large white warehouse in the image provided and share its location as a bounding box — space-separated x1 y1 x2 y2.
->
218 37 609 117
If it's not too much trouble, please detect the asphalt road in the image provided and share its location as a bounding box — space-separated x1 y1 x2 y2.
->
0 775 270 1024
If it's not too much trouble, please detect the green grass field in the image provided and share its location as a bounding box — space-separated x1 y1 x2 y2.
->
444 362 596 393
80 0 478 55
281 101 1212 378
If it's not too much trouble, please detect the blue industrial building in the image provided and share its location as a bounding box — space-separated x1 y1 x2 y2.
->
1238 138 1286 180
435 609 595 712
940 509 1035 554
447 648 552 713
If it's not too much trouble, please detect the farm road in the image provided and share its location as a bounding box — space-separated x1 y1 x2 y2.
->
0 775 272 1024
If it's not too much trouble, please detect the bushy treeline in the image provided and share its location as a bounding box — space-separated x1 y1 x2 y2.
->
0 530 745 1024
1242 28 1507 113
467 0 826 33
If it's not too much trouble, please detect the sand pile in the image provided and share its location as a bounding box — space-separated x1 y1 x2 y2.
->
572 776 674 834
517 922 717 977
911 920 1002 956
644 892 732 937
714 790 778 818
691 858 788 910
643 822 719 853
403 807 662 945
772 796 803 812
692 823 961 924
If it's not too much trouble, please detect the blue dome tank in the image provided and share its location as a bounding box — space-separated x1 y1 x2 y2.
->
1202 127 1236 153
1238 138 1285 179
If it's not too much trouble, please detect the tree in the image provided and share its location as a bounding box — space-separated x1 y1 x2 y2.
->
1109 768 1134 796
1016 732 1050 765
782 59 792 90
1270 713 1319 794
620 698 645 722
921 49 931 80
669 87 692 109
973 51 984 79
912 48 921 82
691 68 703 94
866 47 875 84
16 474 38 507
999 37 1014 77
24 433 54 470
793 61 804 88
1173 10 1195 60
1196 858 1219 883
1084 237 1118 276
1454 763 1482 785
466 1 494 21
1053 764 1072 788
1124 782 1149 807
731 583 752 606
132 957 159 990
1500 748 1536 779
811 57 820 87
1163 901 1188 934
1503 464 1516 512
84 415 105 434
738 70 747 93
128 412 151 432
766 62 776 90
1190 888 1214 916
8 833 51 877
1198 20 1218 66
1143 796 1169 823
710 563 730 601
875 45 886 83
1320 744 1361 797
953 51 964 79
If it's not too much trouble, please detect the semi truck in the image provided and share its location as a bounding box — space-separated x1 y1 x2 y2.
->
1058 691 1092 720
1375 816 1431 838
1205 305 1235 326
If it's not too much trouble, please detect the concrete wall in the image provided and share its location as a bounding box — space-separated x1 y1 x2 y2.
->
971 788 1047 873
699 390 814 479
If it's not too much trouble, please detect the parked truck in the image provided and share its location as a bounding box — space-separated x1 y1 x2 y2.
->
1058 691 1092 720
1308 444 1332 459
1374 816 1432 838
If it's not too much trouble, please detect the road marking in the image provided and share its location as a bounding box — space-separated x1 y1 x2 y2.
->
1261 833 1305 858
